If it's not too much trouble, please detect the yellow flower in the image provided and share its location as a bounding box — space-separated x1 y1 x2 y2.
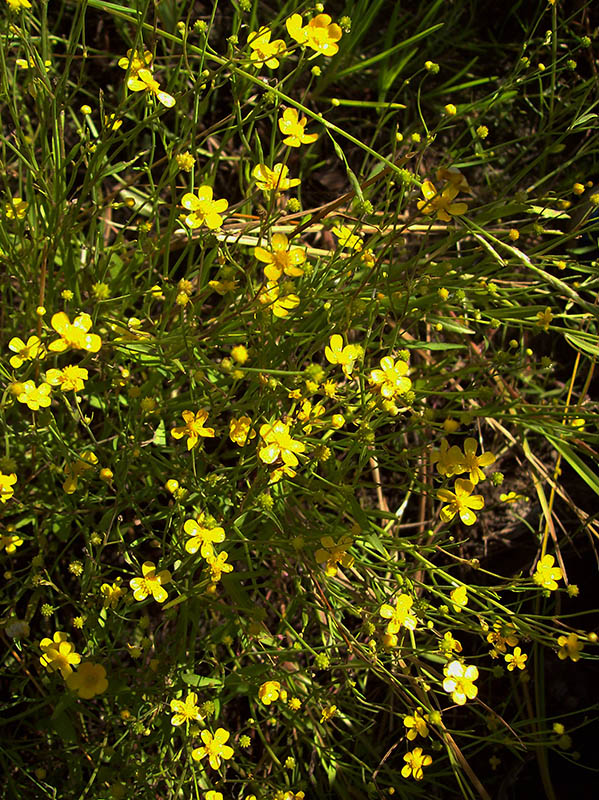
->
505 646 527 671
127 67 175 107
0 472 17 504
533 554 562 591
331 223 363 251
117 48 153 75
258 420 305 467
320 704 337 722
286 13 342 57
16 380 52 411
191 728 234 770
379 593 418 635
248 26 286 69
45 365 88 392
315 535 354 576
258 281 300 318
401 747 432 781
324 334 360 377
48 311 102 353
129 561 172 603
206 550 233 583
171 409 215 450
176 151 195 172
100 580 124 608
417 179 468 222
229 416 256 446
278 108 318 148
254 233 306 280
170 691 202 725
443 660 478 705
8 335 43 368
457 438 496 484
536 307 553 331
450 585 468 612
437 479 484 526
40 632 81 678
258 680 283 705
5 196 28 218
557 633 583 662
430 438 463 477
1 533 23 552
253 163 300 192
404 710 429 741
184 517 225 558
62 451 97 494
369 355 411 399
66 662 108 698
181 186 228 229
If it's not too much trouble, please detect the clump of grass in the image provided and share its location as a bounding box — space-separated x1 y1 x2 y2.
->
1 1 598 799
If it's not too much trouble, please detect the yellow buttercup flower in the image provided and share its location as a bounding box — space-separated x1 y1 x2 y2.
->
49 311 102 353
127 68 175 107
66 662 108 698
206 550 233 583
183 517 225 558
8 335 43 368
401 747 432 781
557 633 583 662
258 420 305 467
404 710 429 741
278 108 318 148
0 472 17 504
171 409 215 449
170 691 202 725
181 186 228 229
258 281 300 318
254 233 306 281
39 632 81 678
0 532 22 551
16 380 52 411
117 48 153 75
417 179 468 222
315 535 354 577
45 365 88 392
130 561 172 604
229 416 256 446
505 646 527 671
286 13 342 57
191 728 234 770
248 26 286 69
331 223 363 251
253 163 300 193
533 554 562 591
325 334 360 377
369 355 411 399
379 593 418 635
443 660 478 705
5 197 28 219
258 680 285 705
437 479 484 526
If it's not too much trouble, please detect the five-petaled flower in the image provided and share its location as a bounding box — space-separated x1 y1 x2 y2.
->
181 186 228 229
5 197 28 218
184 517 225 558
254 233 306 281
331 223 363 251
66 662 108 698
127 68 175 107
171 410 215 450
404 710 429 741
0 532 23 552
286 13 343 57
49 312 102 353
533 554 562 590
248 27 286 69
457 438 496 484
417 179 468 222
380 593 418 641
505 646 527 671
63 451 98 494
258 680 286 705
258 281 300 318
0 472 17 504
253 163 300 193
170 691 203 725
325 334 360 377
130 561 172 603
369 356 411 399
438 479 484 526
40 632 81 678
229 416 256 447
278 108 318 148
207 550 233 583
315 535 354 576
557 632 583 662
8 335 43 368
401 747 432 781
45 365 88 393
258 420 305 467
443 660 479 705
191 728 234 770
117 48 153 76
16 380 52 411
